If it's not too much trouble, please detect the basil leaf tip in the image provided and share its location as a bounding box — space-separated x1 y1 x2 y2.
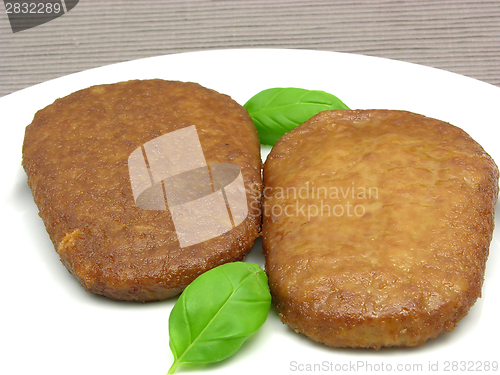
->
167 262 271 374
244 87 350 146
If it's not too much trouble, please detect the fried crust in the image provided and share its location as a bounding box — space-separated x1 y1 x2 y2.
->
262 110 498 348
22 79 262 301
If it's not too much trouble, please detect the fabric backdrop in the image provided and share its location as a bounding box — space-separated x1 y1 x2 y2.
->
1 0 499 97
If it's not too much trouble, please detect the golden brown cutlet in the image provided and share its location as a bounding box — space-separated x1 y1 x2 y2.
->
262 109 498 348
22 79 262 302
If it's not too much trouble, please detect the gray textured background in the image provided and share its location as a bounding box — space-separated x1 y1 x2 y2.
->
1 0 499 97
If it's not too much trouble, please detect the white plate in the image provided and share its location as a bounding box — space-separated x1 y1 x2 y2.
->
1 49 499 375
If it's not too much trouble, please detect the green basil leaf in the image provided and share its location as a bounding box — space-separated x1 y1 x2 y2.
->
244 87 350 146
167 262 271 374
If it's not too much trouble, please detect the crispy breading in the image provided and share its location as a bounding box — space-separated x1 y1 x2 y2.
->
22 79 262 301
262 110 498 348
